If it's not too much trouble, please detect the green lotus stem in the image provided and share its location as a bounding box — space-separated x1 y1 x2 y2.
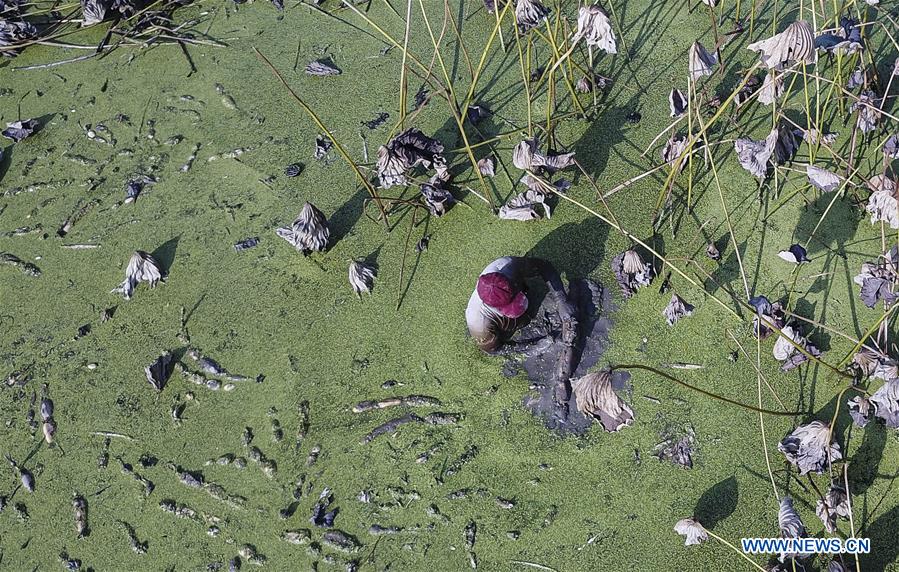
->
610 364 802 416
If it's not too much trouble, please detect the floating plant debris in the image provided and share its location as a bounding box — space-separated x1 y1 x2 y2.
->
2 118 38 142
477 157 495 177
276 202 330 255
420 173 455 217
734 129 777 179
0 252 40 277
512 138 575 174
853 247 899 308
687 41 716 81
499 189 551 221
314 135 332 160
747 20 816 68
777 244 809 264
305 59 341 76
348 260 376 296
145 351 174 392
112 251 164 300
815 485 850 533
669 88 686 117
756 70 783 105
870 380 899 428
807 164 840 192
362 112 389 130
571 370 634 432
284 163 303 177
611 248 655 298
575 4 616 54
662 293 694 325
674 518 707 546
866 176 899 229
515 0 550 33
852 91 881 133
777 421 841 475
233 237 260 252
777 497 807 561
376 128 446 189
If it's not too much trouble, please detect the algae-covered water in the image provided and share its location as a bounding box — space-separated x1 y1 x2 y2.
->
2 0 899 570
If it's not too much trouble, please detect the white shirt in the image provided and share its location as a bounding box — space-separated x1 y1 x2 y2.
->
466 257 522 350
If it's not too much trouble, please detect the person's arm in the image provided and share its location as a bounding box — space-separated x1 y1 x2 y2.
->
512 257 578 343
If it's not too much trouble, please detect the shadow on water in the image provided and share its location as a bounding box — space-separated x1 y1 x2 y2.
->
362 245 382 269
529 216 610 282
573 104 632 180
329 188 367 244
861 504 899 571
694 475 738 529
794 192 861 256
152 235 180 274
793 298 831 353
0 144 10 184
810 392 853 458
848 422 887 497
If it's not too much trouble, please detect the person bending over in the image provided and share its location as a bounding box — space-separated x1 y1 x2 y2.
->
465 256 577 353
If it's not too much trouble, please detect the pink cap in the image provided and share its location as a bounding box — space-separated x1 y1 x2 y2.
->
477 272 529 318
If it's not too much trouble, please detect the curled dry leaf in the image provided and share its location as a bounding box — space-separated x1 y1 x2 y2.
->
851 346 898 382
777 244 809 264
81 0 111 26
515 0 549 33
576 4 616 54
848 395 873 428
276 202 330 255
852 91 880 133
866 175 899 229
376 128 446 188
349 261 376 296
747 20 816 69
0 20 39 57
757 71 784 105
777 421 842 475
145 351 174 392
734 130 776 179
498 188 550 221
669 88 687 118
305 59 341 76
663 293 694 325
853 246 899 308
815 17 864 55
778 496 807 561
806 164 840 192
661 134 689 172
815 485 851 533
674 518 708 546
772 325 802 360
572 370 634 432
477 157 495 177
611 248 654 297
884 135 899 159
870 379 899 428
512 138 575 174
688 41 717 81
113 251 164 300
575 73 610 93
2 118 38 142
420 173 455 217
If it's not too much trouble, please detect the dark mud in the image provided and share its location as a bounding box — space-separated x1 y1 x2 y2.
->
504 278 630 435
